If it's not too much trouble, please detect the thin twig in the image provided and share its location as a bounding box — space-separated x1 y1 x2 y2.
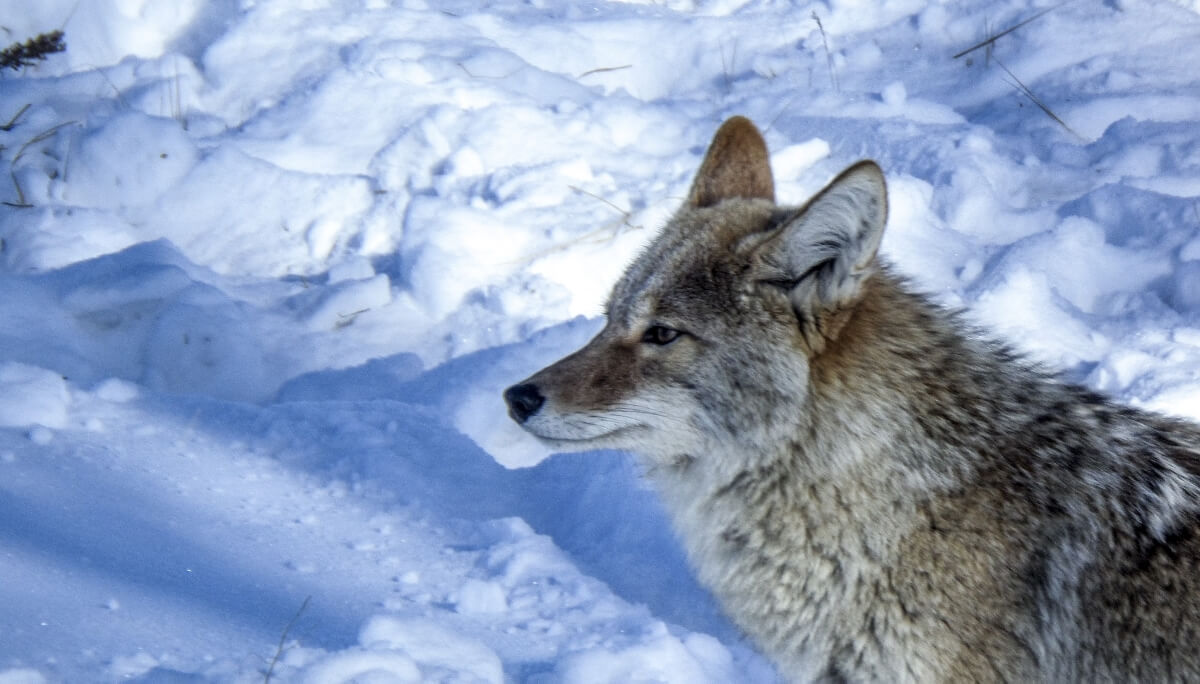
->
6 120 78 207
719 40 737 91
61 1 83 31
993 57 1082 140
568 184 633 220
953 1 1073 60
1 103 30 131
507 186 642 266
172 55 184 128
578 64 631 79
511 218 641 266
811 12 838 92
335 308 370 328
263 595 311 683
983 16 994 67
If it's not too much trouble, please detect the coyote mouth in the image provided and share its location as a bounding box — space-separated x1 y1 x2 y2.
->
520 415 643 445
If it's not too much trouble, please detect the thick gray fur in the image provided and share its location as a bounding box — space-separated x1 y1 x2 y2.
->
505 116 1200 682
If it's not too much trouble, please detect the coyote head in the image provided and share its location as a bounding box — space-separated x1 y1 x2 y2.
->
505 117 887 469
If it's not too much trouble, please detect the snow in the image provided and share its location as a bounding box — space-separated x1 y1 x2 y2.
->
0 0 1198 681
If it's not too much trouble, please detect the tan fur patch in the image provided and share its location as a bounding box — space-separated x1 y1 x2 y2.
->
687 116 775 207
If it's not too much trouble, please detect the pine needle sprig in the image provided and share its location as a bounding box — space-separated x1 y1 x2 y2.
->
1 31 66 71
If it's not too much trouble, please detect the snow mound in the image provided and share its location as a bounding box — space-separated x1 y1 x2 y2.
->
1 0 1198 680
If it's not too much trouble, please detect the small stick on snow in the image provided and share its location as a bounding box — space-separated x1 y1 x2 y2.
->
568 184 634 223
812 12 838 93
720 40 738 92
336 309 370 328
263 595 311 684
1 103 31 132
5 120 78 208
994 57 1083 140
578 65 632 79
953 1 1075 60
507 186 642 266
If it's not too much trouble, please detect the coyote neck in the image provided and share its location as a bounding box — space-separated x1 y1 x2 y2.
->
657 435 937 681
809 269 1025 485
653 271 1035 681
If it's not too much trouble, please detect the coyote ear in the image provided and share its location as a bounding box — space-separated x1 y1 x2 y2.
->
758 161 887 315
687 116 775 208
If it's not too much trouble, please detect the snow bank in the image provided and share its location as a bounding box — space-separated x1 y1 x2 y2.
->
0 363 70 429
1 0 1198 680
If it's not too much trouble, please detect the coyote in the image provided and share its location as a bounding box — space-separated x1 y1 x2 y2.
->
504 116 1200 682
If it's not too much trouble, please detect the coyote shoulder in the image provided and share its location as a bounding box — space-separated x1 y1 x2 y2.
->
505 116 1200 682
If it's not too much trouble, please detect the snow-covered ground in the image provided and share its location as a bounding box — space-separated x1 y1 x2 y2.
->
1 0 1199 681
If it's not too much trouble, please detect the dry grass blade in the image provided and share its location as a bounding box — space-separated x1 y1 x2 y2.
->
568 184 634 220
1 104 31 132
953 1 1074 60
263 595 311 683
720 40 737 91
505 185 642 266
578 64 631 79
6 120 78 208
171 56 185 128
811 11 838 92
993 57 1082 140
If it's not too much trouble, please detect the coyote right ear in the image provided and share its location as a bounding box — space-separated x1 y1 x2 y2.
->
687 116 775 208
756 161 888 317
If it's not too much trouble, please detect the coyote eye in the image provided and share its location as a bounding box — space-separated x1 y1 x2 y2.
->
642 325 682 345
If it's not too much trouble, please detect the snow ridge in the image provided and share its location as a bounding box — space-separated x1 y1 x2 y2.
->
1 0 1199 681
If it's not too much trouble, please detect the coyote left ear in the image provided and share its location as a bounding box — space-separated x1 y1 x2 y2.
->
687 116 775 208
758 161 888 316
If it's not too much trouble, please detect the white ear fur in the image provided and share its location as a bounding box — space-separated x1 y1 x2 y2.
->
759 161 888 314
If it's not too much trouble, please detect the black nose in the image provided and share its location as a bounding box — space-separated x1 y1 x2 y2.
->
504 383 545 424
